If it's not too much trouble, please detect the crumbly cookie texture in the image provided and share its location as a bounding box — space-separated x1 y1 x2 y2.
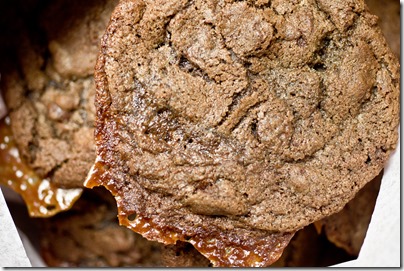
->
314 171 383 256
92 0 399 266
3 0 117 188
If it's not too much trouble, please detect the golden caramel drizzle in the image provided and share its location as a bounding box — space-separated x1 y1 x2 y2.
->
119 214 181 244
0 116 82 217
190 233 293 267
119 207 293 267
85 159 294 267
117 204 291 266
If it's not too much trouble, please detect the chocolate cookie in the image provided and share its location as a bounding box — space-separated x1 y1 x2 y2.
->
314 171 383 256
88 0 399 266
366 0 400 58
161 242 211 267
3 0 117 190
272 224 355 267
40 188 163 267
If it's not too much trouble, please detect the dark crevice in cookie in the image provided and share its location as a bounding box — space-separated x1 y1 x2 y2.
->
234 0 272 10
346 11 362 33
255 1 271 10
379 59 399 85
312 0 337 31
317 80 327 115
243 61 252 69
47 158 69 180
183 0 196 11
47 79 63 89
27 141 39 163
250 120 260 142
27 117 40 164
215 85 252 129
309 35 331 71
230 99 267 135
166 30 172 47
312 63 326 72
175 53 213 84
178 55 205 78
40 48 51 72
155 17 177 50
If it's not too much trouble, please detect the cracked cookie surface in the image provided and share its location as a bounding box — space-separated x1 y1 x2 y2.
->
92 0 399 266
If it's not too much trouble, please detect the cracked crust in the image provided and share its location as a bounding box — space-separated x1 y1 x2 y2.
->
92 0 399 265
3 0 117 188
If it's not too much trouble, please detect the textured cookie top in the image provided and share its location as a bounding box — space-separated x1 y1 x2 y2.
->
91 0 399 265
315 172 382 256
3 0 117 189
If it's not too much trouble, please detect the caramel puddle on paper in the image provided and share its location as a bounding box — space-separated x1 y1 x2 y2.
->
0 116 82 217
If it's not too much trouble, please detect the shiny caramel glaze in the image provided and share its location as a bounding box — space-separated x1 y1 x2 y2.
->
0 116 82 217
85 160 294 267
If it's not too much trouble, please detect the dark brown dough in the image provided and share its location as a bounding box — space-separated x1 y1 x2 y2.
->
91 0 399 266
314 171 383 256
2 0 118 189
366 0 400 58
161 242 211 267
40 188 163 267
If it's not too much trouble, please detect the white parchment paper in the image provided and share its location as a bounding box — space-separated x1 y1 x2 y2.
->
0 187 31 267
333 132 401 267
